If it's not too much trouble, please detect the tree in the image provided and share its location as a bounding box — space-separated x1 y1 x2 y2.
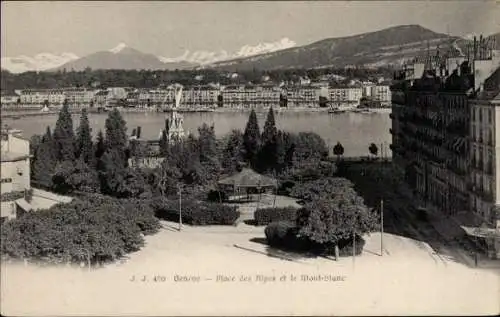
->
369 143 378 158
217 94 223 108
333 142 344 161
297 193 377 248
51 159 100 194
242 109 261 168
53 103 75 161
104 109 128 167
221 129 244 175
98 149 128 195
94 130 106 166
259 106 278 172
105 108 128 152
291 132 328 168
198 123 221 182
76 108 93 164
32 127 57 188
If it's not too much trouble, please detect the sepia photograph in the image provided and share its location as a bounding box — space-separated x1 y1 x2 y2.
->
0 0 499 315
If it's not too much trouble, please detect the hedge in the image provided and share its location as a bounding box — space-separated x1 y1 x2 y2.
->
152 198 240 226
254 207 299 226
264 221 299 247
0 195 160 265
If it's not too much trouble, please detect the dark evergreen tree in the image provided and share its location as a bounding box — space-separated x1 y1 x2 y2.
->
94 129 106 163
242 109 261 168
369 143 378 157
197 123 221 182
104 109 128 167
53 103 75 161
333 142 344 161
221 129 244 175
105 108 128 153
259 106 278 172
76 108 93 164
159 130 169 156
32 127 56 188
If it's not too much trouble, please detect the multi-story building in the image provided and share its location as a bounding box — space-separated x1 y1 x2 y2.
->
221 85 244 108
182 85 219 108
63 88 96 105
469 67 500 225
19 89 51 104
1 128 32 222
329 86 363 106
285 85 318 108
390 36 500 257
94 90 110 107
1 92 19 106
370 85 392 107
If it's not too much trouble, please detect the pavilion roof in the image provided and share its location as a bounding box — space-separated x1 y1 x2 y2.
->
218 168 277 188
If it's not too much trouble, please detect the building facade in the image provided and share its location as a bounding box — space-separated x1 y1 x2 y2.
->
1 129 32 222
391 37 500 232
329 86 363 106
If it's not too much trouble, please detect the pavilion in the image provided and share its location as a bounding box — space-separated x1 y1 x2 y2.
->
217 168 278 202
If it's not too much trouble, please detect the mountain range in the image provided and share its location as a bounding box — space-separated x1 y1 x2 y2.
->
2 25 498 73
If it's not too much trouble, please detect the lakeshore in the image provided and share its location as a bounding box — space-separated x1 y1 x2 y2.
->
0 106 391 119
1 109 392 157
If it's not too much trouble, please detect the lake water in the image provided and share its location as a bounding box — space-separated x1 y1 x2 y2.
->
3 111 392 157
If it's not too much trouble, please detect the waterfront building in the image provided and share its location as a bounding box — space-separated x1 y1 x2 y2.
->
221 85 244 108
370 85 392 107
183 85 219 108
285 85 318 108
1 93 19 106
19 89 51 105
1 128 32 222
63 88 96 105
94 90 110 107
390 36 500 251
329 85 363 107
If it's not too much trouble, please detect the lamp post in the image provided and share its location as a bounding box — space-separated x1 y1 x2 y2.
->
380 199 384 256
178 184 182 231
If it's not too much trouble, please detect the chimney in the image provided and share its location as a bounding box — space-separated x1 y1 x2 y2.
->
479 35 484 59
137 126 142 139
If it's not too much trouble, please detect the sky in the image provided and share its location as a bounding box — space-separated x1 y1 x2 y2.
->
1 1 499 58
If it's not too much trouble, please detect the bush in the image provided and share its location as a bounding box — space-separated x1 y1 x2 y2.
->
337 234 365 257
254 207 299 226
206 190 228 202
153 198 240 226
0 195 156 265
264 221 298 247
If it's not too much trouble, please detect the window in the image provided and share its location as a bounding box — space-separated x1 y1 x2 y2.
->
472 109 476 121
488 109 492 124
479 109 483 122
0 178 12 183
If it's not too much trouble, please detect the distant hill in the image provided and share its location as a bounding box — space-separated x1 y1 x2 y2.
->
53 44 198 72
209 25 467 71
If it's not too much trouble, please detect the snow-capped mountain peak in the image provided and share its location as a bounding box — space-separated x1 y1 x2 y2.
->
159 37 297 66
1 52 80 73
109 43 128 54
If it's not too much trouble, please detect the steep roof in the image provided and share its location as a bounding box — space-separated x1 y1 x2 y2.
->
218 168 277 188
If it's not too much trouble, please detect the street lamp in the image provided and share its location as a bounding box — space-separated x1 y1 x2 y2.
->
177 183 182 231
380 199 384 256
